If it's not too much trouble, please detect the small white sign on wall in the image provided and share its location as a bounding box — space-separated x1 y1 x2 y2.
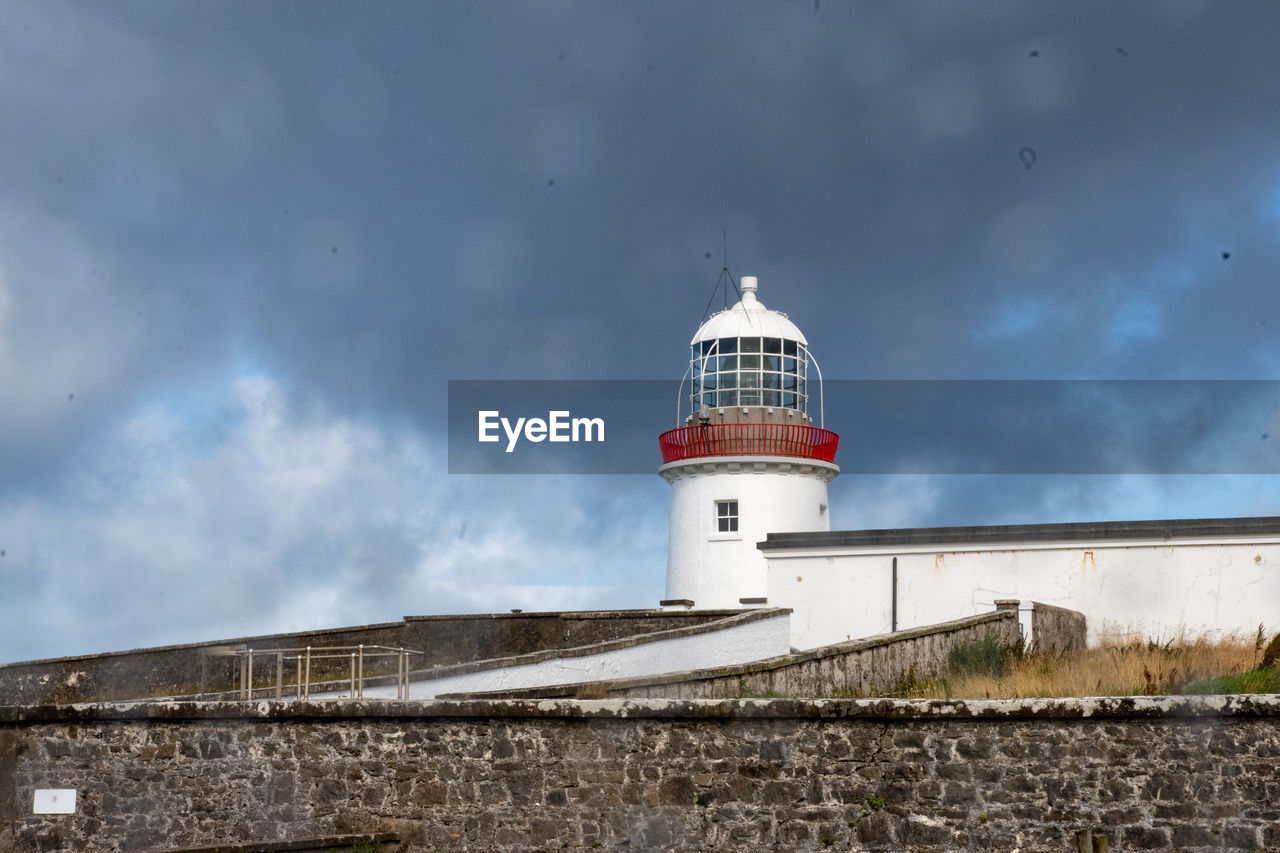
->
33 789 77 814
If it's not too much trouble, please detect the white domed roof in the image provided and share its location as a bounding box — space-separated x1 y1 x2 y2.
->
690 276 807 346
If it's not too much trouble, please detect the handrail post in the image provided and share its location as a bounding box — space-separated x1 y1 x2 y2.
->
246 649 254 701
296 655 302 701
357 644 364 700
275 652 283 700
349 653 356 699
304 646 311 701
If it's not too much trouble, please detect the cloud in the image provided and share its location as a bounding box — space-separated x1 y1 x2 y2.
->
0 373 663 661
0 206 142 447
3 2 1280 664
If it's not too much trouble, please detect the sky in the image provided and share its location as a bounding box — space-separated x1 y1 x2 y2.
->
3 0 1280 662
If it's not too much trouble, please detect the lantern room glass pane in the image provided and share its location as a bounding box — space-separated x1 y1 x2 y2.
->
783 392 797 408
720 389 737 406
764 337 782 353
719 372 737 389
763 372 781 389
718 338 737 354
763 354 780 371
739 354 760 370
782 357 796 372
718 355 737 371
740 372 759 388
740 389 760 405
741 336 761 353
783 339 797 356
762 390 780 406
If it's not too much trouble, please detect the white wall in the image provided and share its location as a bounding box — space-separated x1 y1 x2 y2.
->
766 536 1280 650
318 610 792 700
663 457 835 608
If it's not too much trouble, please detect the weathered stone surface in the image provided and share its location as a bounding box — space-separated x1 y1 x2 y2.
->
2 697 1277 852
1030 600 1088 652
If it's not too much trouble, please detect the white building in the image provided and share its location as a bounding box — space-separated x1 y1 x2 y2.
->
761 517 1280 650
659 275 1279 650
658 276 838 609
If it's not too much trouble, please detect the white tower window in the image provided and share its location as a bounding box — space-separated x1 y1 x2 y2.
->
715 500 739 533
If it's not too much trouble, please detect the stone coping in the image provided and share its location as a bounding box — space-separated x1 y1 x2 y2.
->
1 695 1277 723
759 514 1280 550
404 608 749 622
442 610 1012 700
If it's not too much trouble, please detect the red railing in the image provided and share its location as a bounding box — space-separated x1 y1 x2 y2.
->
659 423 839 464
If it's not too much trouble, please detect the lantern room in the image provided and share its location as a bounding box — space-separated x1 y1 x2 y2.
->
688 276 812 418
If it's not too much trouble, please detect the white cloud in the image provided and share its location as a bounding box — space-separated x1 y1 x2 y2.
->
0 373 664 662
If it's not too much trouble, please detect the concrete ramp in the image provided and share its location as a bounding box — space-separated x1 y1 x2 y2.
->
314 608 792 700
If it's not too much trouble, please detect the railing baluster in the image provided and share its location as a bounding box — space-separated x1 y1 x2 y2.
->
659 423 838 464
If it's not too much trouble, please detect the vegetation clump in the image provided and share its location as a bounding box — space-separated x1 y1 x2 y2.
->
886 626 1278 700
944 631 1023 678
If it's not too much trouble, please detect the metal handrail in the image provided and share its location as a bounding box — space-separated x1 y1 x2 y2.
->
208 644 425 701
658 422 839 464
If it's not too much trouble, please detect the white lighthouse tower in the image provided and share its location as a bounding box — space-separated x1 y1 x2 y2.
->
659 275 839 609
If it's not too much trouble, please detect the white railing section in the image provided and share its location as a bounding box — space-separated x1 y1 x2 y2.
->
207 645 424 701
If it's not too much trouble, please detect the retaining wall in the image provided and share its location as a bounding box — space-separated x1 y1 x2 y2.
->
1031 601 1088 653
449 606 1024 700
2 697 1278 852
0 610 738 705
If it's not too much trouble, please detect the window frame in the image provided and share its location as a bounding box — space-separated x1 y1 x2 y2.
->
714 499 739 535
691 336 810 414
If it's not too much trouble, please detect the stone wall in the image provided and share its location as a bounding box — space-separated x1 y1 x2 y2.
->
1031 600 1088 653
2 697 1277 852
0 610 738 705
0 622 409 707
446 607 1021 700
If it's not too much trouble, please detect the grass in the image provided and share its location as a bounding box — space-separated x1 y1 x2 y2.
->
1182 667 1280 695
888 626 1278 699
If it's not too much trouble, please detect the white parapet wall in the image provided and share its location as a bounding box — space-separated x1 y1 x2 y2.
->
761 518 1280 650
314 609 793 700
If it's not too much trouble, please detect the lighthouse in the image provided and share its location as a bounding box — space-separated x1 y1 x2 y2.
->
659 275 839 609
